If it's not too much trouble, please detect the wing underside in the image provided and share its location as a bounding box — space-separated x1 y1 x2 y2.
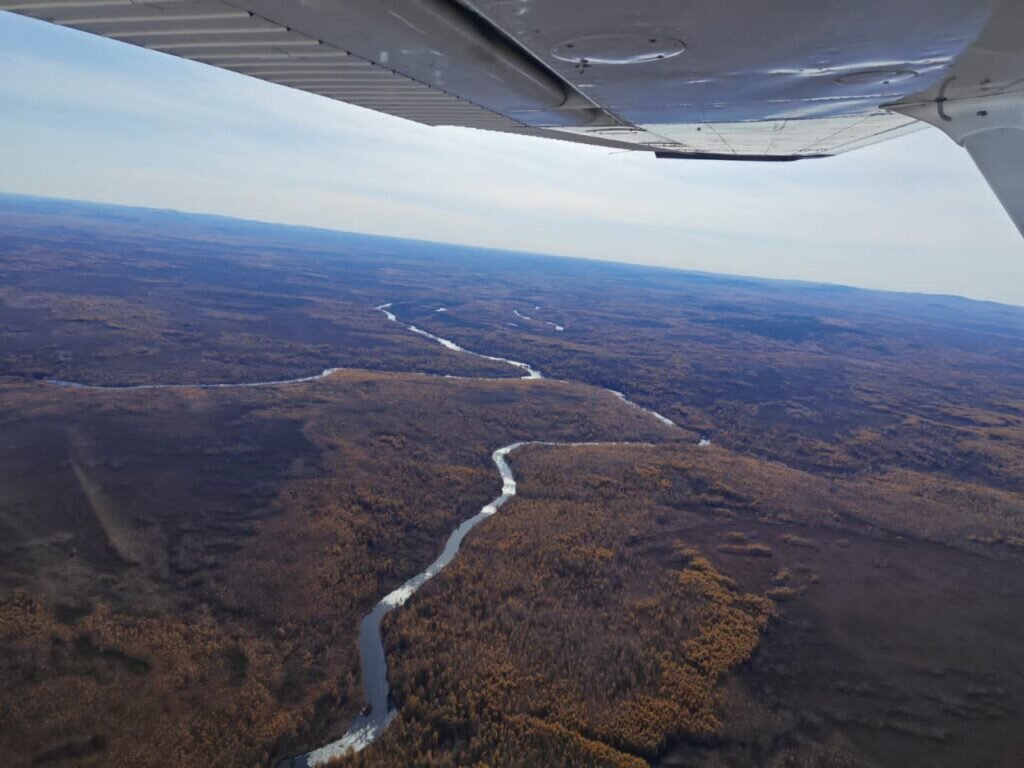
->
5 0 987 159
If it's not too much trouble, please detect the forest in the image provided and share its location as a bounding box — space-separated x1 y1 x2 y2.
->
337 444 1024 767
0 370 672 766
2 194 1023 767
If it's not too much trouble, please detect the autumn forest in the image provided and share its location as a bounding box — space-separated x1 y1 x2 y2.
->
2 194 1024 768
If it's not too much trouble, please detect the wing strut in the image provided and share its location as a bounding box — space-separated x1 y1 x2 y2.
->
898 90 1024 236
960 101 1024 236
892 1 1024 237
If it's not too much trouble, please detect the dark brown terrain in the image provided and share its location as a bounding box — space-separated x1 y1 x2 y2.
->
1 193 1022 767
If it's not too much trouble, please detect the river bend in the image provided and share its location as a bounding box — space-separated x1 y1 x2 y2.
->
288 306 682 765
41 302 687 766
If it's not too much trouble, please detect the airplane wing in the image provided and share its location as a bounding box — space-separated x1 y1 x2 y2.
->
3 0 1022 232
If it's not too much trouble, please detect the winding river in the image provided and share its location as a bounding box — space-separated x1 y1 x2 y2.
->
289 442 524 767
287 436 652 768
375 303 677 428
376 303 542 380
43 302 687 766
47 369 344 391
513 307 564 332
284 305 682 766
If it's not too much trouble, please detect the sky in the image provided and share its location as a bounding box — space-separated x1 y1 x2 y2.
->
1 12 1022 306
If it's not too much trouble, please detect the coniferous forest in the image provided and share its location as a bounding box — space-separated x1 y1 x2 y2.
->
2 195 1024 767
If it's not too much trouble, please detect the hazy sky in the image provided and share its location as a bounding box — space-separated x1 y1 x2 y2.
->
1 12 1022 305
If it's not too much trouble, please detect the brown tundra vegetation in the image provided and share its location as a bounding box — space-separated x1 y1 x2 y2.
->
2 195 1024 767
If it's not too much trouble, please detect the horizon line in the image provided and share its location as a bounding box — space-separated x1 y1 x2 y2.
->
2 188 1021 311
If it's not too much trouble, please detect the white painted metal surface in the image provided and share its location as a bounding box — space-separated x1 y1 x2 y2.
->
0 0 996 155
